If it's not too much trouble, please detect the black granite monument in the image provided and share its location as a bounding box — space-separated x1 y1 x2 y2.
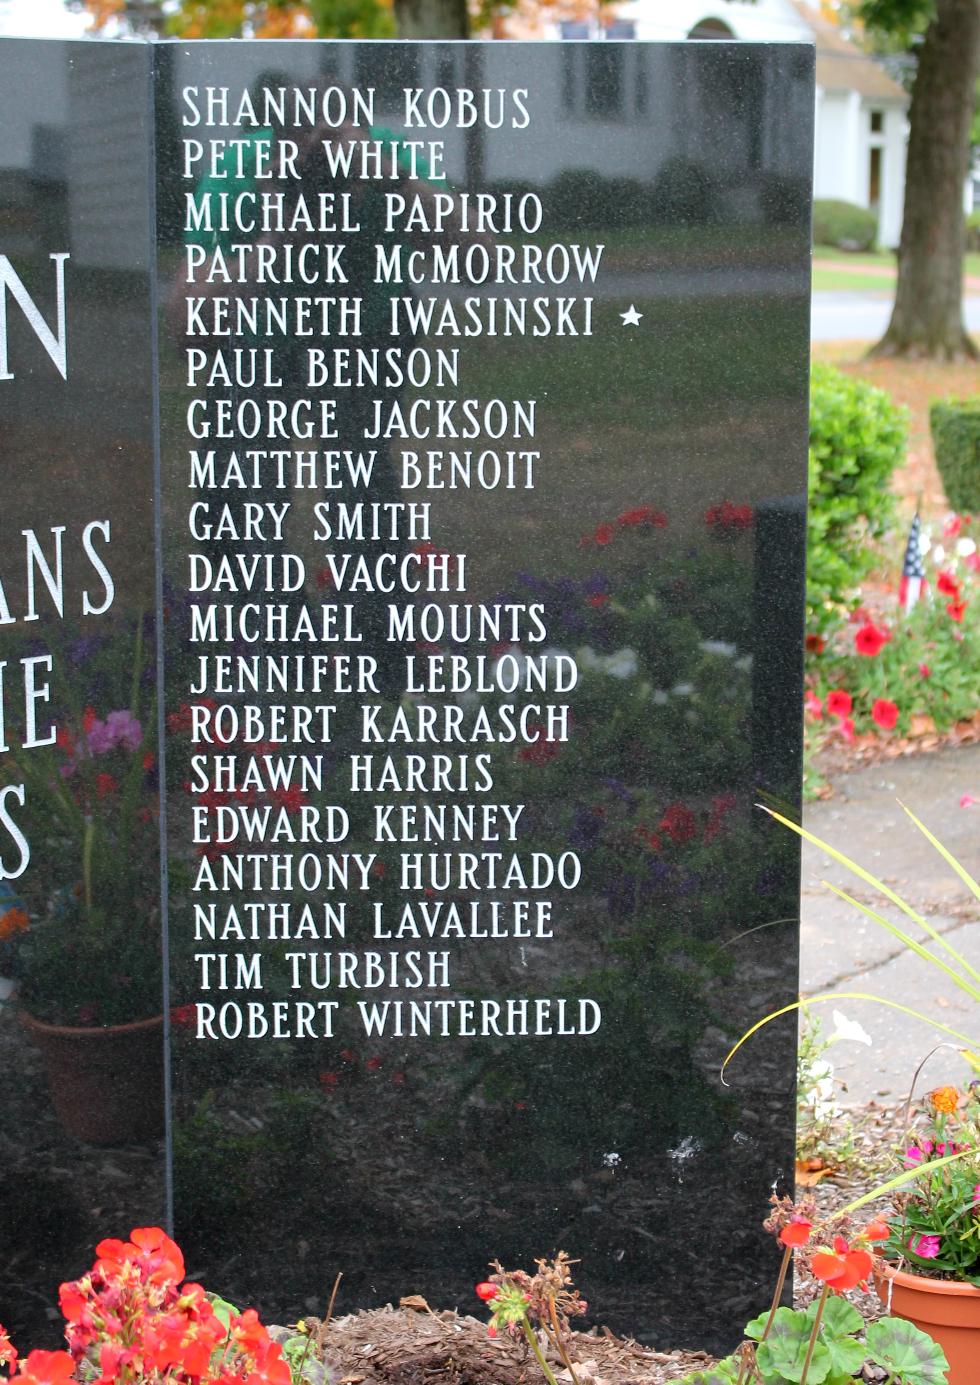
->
0 35 813 1357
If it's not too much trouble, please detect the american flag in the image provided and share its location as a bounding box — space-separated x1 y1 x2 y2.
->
899 510 925 612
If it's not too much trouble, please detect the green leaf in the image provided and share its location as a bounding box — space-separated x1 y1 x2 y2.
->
865 1316 950 1385
755 1308 832 1383
744 1311 773 1341
806 1295 863 1338
677 1362 740 1385
207 1294 239 1328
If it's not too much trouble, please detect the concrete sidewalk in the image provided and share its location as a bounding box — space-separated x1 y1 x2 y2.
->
800 744 980 1103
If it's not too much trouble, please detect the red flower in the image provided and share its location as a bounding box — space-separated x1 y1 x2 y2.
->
166 703 194 734
811 1242 873 1292
319 1071 340 1091
586 593 610 608
95 1227 184 1287
634 826 662 851
778 1218 813 1248
475 1282 499 1302
937 571 961 597
705 501 753 530
18 1352 76 1385
0 1326 16 1372
825 690 852 717
658 802 697 845
366 1056 383 1072
872 698 899 731
95 773 118 798
854 623 888 657
518 724 560 766
392 1071 406 1085
271 784 306 814
593 523 615 546
805 634 826 654
170 1004 197 1029
919 663 931 678
947 599 968 622
943 515 963 538
82 707 96 733
617 506 668 528
863 1219 890 1242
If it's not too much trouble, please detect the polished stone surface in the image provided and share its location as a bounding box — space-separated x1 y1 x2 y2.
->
158 40 812 1351
0 38 163 1342
0 36 812 1356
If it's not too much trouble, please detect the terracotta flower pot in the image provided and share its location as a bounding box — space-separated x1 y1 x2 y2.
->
21 1010 165 1145
875 1262 980 1384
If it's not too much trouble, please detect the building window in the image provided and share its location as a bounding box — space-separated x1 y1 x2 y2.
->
586 44 624 118
355 44 420 109
870 109 884 133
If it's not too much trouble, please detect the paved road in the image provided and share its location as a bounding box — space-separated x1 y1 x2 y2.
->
801 744 980 1105
812 290 980 341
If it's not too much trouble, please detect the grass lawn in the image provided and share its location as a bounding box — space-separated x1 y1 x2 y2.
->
811 267 895 292
813 244 980 281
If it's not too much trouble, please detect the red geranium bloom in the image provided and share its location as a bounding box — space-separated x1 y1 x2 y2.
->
475 1282 499 1302
947 599 968 622
805 634 826 654
854 623 888 657
811 1242 872 1292
0 1326 16 1372
95 773 118 798
779 1218 813 1247
617 506 668 528
872 698 899 731
863 1219 890 1242
18 1352 76 1385
658 802 697 845
366 1056 383 1071
937 571 961 597
919 663 931 678
95 1226 184 1286
825 689 852 717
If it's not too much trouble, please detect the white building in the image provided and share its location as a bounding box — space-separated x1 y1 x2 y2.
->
524 0 909 248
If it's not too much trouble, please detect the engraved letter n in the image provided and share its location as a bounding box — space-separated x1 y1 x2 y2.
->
0 252 69 381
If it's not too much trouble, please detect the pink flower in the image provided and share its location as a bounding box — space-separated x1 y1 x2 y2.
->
804 691 823 719
904 1145 925 1167
960 795 978 809
912 1234 941 1259
973 1184 980 1206
919 663 932 678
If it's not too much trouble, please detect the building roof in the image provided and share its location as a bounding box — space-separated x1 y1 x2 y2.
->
792 1 908 103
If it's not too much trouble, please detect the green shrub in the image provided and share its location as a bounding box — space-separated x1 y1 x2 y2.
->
650 155 717 225
808 363 906 625
931 396 980 513
812 197 877 251
966 209 980 252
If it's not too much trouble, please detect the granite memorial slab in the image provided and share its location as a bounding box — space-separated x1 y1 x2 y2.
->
0 34 813 1358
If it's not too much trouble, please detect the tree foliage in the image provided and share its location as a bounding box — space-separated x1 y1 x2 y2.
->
74 0 396 37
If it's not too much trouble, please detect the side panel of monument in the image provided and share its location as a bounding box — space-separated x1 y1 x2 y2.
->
0 39 163 1341
158 40 813 1352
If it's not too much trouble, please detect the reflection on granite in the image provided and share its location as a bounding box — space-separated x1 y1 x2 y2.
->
159 41 811 1355
0 39 163 1346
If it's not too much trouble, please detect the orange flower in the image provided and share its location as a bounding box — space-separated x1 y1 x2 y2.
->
0 907 28 940
928 1085 960 1115
778 1218 812 1247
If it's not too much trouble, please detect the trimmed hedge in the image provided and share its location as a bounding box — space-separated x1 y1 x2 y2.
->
808 364 906 625
931 397 980 513
812 198 877 252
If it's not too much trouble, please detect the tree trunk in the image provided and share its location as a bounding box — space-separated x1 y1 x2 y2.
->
869 0 980 360
393 0 468 38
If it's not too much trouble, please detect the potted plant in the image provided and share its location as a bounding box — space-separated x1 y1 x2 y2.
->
727 804 980 1382
2 621 164 1143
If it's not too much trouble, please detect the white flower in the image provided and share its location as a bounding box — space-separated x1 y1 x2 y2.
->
933 544 946 565
602 1152 622 1168
957 538 977 558
652 689 670 706
604 648 639 679
830 1009 873 1046
699 640 737 658
672 682 693 697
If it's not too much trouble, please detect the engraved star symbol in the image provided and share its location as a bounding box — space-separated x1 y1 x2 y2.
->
620 305 643 327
